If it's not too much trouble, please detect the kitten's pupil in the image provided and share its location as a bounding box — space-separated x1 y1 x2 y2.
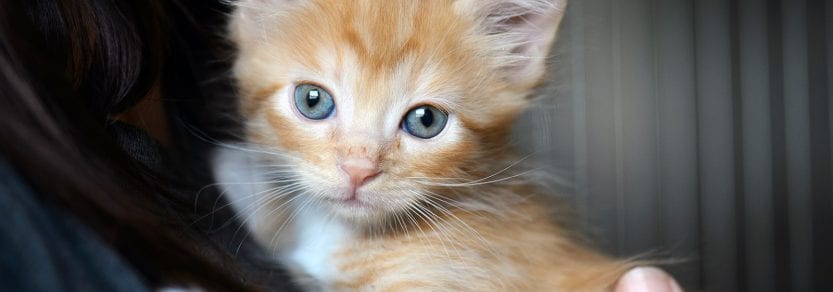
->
307 89 320 107
416 107 433 127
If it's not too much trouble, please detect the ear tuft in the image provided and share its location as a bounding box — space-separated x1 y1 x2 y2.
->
456 0 567 86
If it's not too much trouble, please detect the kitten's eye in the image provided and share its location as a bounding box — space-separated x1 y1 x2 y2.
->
294 84 335 120
402 105 448 139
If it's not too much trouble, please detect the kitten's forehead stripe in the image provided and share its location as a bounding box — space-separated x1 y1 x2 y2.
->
340 2 441 83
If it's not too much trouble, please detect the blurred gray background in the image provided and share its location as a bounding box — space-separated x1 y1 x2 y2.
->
513 0 832 291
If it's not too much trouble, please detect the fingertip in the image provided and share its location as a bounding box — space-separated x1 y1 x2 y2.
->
615 267 682 292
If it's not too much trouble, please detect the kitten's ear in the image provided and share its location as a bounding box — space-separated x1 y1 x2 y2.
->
455 0 567 87
230 0 305 35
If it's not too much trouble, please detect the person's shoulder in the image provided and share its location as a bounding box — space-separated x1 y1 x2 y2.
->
0 161 149 292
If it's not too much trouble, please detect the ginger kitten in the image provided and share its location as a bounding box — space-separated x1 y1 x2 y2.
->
214 0 635 290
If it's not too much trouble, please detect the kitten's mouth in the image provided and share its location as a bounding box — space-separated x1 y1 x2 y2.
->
325 196 373 210
322 190 384 219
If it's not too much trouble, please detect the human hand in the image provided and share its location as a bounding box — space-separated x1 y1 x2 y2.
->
615 267 683 292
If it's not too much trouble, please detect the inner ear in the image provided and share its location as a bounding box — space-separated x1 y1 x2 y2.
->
493 10 557 75
457 0 567 86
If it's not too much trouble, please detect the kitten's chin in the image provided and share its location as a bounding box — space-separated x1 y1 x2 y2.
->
323 196 387 224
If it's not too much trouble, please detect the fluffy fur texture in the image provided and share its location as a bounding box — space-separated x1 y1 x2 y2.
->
215 0 635 290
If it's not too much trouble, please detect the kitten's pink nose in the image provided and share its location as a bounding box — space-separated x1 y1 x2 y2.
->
339 159 380 188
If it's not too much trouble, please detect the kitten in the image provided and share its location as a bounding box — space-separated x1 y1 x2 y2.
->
214 0 635 290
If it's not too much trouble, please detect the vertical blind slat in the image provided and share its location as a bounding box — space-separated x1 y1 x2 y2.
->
565 2 589 222
610 0 627 255
653 0 701 288
806 0 833 290
781 0 814 290
619 0 659 256
828 1 833 208
764 1 792 290
694 0 739 290
827 0 833 250
738 1 776 292
829 0 833 196
580 0 622 253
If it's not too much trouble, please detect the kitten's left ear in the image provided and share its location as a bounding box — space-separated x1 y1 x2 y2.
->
455 0 567 87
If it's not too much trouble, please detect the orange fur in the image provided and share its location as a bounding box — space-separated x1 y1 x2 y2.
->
223 0 636 290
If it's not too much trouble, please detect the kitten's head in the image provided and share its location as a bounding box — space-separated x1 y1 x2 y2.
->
230 0 566 226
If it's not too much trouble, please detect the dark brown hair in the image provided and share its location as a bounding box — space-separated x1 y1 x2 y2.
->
0 0 251 289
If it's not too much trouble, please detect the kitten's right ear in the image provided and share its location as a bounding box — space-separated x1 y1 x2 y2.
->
455 0 568 88
230 0 304 36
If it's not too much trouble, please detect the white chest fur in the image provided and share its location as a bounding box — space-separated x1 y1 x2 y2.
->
286 203 353 284
212 147 353 286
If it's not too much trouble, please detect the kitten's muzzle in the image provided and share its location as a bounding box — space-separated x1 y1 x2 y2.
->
339 158 381 192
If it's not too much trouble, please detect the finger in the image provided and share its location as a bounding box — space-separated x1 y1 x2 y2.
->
614 266 683 292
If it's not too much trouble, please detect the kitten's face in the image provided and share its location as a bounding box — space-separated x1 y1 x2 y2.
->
231 0 565 225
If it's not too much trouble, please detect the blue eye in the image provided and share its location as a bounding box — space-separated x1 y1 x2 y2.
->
402 105 448 139
294 84 335 120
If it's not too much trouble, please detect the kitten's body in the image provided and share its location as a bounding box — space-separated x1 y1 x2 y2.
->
217 149 630 291
215 0 634 290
